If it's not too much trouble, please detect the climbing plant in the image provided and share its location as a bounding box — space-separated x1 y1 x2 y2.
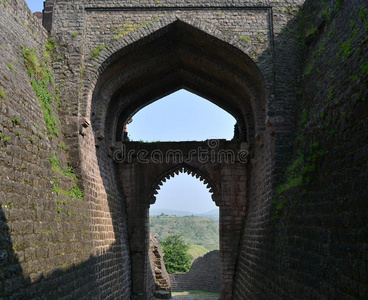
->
21 45 59 137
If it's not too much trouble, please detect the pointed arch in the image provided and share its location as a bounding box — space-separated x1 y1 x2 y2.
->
88 16 267 150
148 163 220 206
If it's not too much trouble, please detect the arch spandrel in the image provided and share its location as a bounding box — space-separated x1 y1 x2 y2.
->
88 13 264 81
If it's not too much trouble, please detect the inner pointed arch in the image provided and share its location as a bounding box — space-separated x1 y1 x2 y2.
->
149 164 219 207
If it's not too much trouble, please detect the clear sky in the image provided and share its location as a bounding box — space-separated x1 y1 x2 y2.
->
130 90 235 214
25 0 235 214
25 0 43 12
154 173 215 214
129 89 235 142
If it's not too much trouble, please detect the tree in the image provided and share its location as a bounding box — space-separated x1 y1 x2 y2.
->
161 234 191 274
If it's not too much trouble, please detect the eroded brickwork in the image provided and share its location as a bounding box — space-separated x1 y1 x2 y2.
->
149 234 171 298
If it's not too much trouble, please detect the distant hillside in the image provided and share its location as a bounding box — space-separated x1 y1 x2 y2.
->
187 244 210 260
149 216 219 256
197 208 219 217
150 209 194 216
150 208 219 222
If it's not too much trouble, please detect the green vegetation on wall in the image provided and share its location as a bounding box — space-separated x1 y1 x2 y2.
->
50 154 84 201
21 40 85 204
89 17 161 60
272 141 326 222
0 89 7 103
21 45 59 137
272 0 368 224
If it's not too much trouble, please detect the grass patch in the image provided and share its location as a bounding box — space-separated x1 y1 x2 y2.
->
90 44 107 60
50 154 84 200
11 116 20 125
0 134 10 143
68 185 84 200
50 154 77 180
172 290 220 298
30 79 59 136
22 47 59 137
337 39 353 62
44 37 57 58
22 47 46 79
299 109 308 127
7 63 16 73
272 143 326 221
187 244 211 260
304 60 314 75
57 142 67 151
52 179 84 200
112 17 160 41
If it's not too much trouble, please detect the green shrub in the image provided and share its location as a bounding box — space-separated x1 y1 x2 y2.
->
162 234 191 274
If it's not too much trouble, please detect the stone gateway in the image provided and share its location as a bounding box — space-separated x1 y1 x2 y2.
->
0 0 367 299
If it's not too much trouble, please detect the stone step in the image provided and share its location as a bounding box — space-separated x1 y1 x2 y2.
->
154 290 172 299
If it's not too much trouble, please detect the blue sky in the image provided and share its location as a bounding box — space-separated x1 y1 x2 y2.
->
129 89 235 142
25 0 235 213
25 0 43 12
131 90 235 214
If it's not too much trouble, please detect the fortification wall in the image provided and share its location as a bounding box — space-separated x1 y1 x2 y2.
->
170 250 221 293
234 0 368 298
0 1 131 298
1 0 367 299
48 1 304 299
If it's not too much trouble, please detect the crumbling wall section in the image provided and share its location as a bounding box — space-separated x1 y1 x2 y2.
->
149 234 171 298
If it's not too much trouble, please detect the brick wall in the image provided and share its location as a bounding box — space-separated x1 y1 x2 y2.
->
233 0 368 298
170 250 221 293
2 0 367 299
0 0 131 298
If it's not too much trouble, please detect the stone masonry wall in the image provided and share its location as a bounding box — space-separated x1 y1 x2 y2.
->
234 0 368 298
0 1 131 299
49 0 305 132
48 1 305 299
149 234 171 297
2 0 367 299
170 250 221 293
